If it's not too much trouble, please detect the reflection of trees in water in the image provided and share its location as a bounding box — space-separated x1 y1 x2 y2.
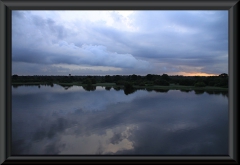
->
221 91 228 98
123 88 170 95
59 84 73 90
206 91 215 95
146 88 153 92
180 89 192 93
113 87 121 91
194 89 228 97
12 84 228 98
205 91 228 98
124 88 136 95
105 87 111 91
12 84 19 88
153 89 169 93
194 90 205 95
12 84 54 89
124 82 135 95
82 85 96 91
145 88 170 93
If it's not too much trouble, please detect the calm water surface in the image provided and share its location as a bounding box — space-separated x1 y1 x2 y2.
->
12 85 228 155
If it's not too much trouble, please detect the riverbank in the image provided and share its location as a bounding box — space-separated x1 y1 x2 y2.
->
12 82 228 91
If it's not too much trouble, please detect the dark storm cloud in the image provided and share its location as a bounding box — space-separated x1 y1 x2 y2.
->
44 142 66 155
28 14 67 40
12 47 49 64
128 11 228 62
12 11 150 71
12 10 228 75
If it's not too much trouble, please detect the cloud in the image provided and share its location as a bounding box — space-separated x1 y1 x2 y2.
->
13 43 151 70
12 10 228 75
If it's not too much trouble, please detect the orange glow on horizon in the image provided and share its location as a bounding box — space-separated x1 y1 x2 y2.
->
169 72 218 76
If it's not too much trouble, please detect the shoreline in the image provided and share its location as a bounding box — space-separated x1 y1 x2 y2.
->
12 82 228 92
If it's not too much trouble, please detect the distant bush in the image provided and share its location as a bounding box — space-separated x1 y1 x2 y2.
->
82 78 92 85
116 80 127 85
161 74 170 81
91 78 96 84
139 82 146 86
124 82 133 89
179 79 195 86
154 79 169 86
12 74 18 78
194 82 206 87
208 81 215 86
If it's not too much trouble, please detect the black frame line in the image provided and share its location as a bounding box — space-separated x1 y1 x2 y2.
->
0 0 239 164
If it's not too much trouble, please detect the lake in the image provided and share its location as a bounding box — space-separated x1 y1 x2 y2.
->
12 84 228 155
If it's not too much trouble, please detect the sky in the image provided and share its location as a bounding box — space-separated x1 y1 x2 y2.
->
12 10 228 76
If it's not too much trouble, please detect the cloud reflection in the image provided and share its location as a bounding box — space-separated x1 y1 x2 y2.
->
58 125 137 154
12 86 228 155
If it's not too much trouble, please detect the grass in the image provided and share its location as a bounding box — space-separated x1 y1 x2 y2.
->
12 82 228 91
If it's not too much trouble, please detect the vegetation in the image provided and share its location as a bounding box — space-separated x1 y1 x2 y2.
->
194 82 206 87
12 73 228 92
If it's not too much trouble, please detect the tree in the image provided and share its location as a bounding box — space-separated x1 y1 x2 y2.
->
154 79 169 86
124 82 133 90
162 74 170 81
12 74 18 78
194 82 206 87
82 78 92 86
179 79 195 86
113 75 121 82
131 74 138 81
146 74 153 81
219 73 228 77
91 78 96 84
105 75 112 82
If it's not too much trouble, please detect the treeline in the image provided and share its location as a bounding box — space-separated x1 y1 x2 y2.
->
12 73 228 88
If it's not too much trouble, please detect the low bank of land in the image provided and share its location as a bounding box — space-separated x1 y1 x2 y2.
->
12 74 228 92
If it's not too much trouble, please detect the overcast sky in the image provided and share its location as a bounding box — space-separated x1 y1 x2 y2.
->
12 10 228 76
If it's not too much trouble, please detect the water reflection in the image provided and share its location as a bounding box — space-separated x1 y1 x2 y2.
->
153 89 169 93
82 85 96 91
12 84 54 89
12 85 228 155
113 87 121 91
59 84 73 90
194 90 205 95
124 88 136 95
180 89 191 93
12 84 228 97
146 88 153 92
105 86 112 91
